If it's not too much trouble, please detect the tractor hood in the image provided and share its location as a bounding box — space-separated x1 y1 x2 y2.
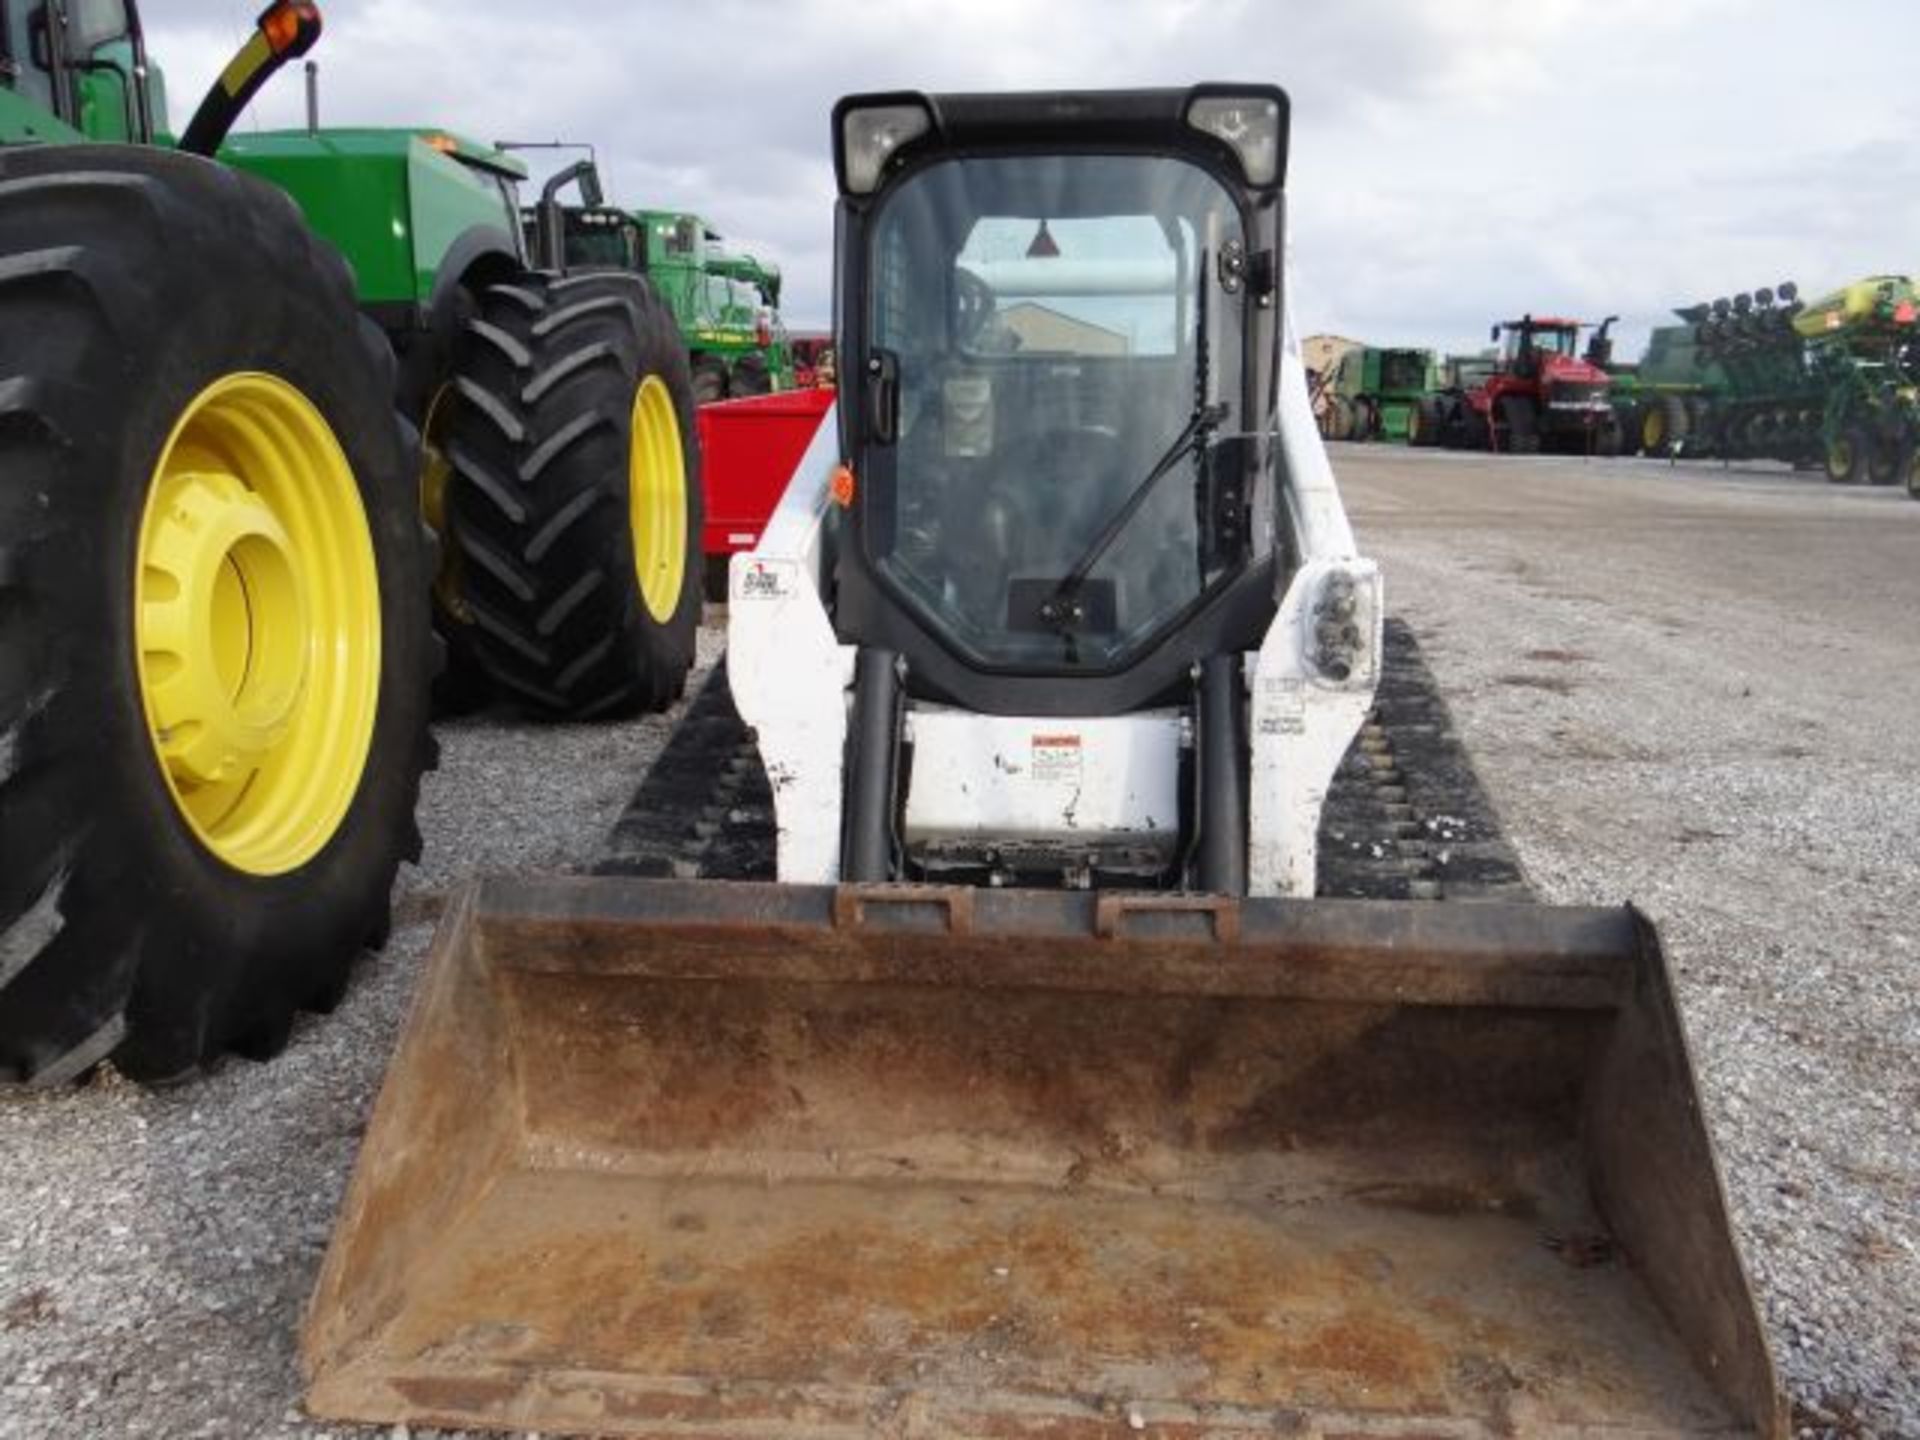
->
222 127 527 179
1541 351 1609 386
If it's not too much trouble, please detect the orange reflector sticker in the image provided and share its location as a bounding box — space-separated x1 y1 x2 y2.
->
830 464 856 508
425 133 459 154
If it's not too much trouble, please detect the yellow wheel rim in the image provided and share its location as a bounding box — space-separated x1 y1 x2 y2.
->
418 382 469 621
419 382 454 539
629 374 688 623
135 373 381 876
1643 408 1665 450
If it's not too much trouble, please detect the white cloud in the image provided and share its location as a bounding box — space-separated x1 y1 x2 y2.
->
146 0 1920 356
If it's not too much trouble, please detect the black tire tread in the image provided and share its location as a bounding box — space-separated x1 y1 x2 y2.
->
0 144 433 1086
1500 394 1541 455
444 270 701 718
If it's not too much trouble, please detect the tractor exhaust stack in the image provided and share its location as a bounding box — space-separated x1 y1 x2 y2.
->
303 876 1782 1438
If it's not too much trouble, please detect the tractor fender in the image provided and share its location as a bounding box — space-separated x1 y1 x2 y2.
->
390 225 524 419
429 224 524 314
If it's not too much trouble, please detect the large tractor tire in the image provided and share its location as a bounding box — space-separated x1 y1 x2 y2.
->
1641 395 1689 456
1351 396 1377 441
1866 436 1901 486
691 355 728 406
1442 399 1489 451
1823 426 1870 485
1900 439 1920 500
1719 409 1751 460
0 147 434 1085
1327 396 1354 442
1406 396 1441 448
396 283 495 715
1499 395 1541 455
443 270 702 718
731 351 773 397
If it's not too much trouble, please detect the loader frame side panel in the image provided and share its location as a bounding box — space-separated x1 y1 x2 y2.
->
727 401 855 883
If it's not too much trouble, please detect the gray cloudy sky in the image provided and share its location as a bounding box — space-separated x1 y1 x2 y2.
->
148 0 1919 356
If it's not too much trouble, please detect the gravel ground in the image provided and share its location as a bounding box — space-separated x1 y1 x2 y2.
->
3 450 1916 1438
0 629 725 1440
1340 448 1920 1439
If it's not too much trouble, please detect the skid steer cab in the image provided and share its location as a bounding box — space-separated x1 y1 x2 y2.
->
730 85 1380 897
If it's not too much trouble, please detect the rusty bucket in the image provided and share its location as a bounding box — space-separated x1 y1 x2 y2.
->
304 877 1783 1438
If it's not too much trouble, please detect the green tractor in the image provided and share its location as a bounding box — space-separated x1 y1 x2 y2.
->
222 133 701 717
1315 344 1436 443
1406 351 1495 448
1603 323 1723 457
528 194 795 400
630 209 793 400
0 1 700 1086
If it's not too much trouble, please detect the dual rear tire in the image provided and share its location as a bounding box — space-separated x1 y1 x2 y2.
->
0 147 433 1083
439 271 703 718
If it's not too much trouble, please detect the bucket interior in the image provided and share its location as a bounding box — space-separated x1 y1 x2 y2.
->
304 879 1780 1438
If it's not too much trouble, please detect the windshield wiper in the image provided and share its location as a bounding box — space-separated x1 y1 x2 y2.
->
1042 242 1224 635
1040 399 1230 631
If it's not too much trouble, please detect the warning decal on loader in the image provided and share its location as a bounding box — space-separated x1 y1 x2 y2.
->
1030 733 1083 784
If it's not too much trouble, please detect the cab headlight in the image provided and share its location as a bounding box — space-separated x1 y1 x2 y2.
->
839 101 932 195
1308 566 1378 685
1186 91 1284 186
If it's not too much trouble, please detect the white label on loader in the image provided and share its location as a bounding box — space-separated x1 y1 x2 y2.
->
1030 733 1084 785
735 559 795 603
1257 676 1307 736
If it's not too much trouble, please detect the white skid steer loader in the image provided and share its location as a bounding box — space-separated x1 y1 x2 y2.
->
729 90 1377 898
303 87 1784 1440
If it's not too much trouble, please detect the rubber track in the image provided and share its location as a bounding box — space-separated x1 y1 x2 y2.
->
595 620 1529 902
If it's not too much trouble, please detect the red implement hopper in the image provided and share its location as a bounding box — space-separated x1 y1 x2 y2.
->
698 387 834 567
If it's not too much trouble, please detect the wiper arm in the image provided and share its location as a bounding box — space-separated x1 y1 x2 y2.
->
1041 399 1230 628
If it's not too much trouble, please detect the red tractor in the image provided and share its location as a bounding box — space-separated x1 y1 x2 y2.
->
1421 315 1620 455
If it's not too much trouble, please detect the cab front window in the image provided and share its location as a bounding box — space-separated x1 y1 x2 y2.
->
863 153 1250 671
